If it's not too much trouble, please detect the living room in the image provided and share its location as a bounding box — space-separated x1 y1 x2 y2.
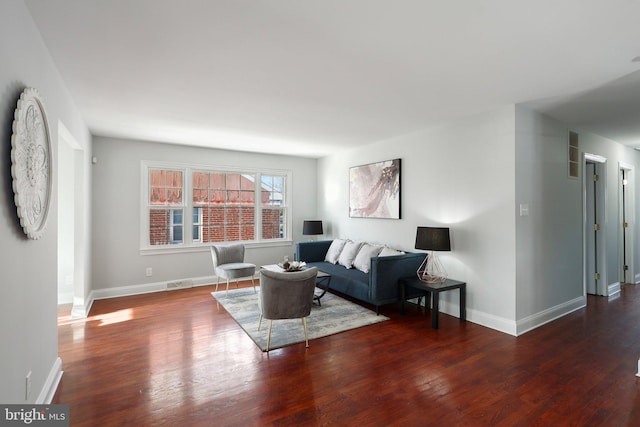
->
3 0 640 418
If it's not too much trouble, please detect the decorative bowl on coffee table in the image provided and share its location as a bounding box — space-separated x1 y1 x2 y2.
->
277 261 307 272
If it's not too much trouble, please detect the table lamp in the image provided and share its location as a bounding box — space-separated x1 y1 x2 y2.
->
302 220 323 240
415 226 450 283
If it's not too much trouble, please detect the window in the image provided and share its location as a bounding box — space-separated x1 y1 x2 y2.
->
148 168 184 245
193 208 202 243
261 175 286 239
142 162 290 251
170 209 183 243
193 171 256 242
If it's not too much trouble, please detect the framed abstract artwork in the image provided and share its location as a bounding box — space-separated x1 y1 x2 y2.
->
349 158 401 219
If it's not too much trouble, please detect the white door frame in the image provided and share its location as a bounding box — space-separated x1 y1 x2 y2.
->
619 161 635 284
583 153 607 296
57 121 88 317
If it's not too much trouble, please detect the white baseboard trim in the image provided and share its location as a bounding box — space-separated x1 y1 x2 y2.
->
438 300 518 336
515 296 586 336
36 357 63 404
71 296 94 319
439 296 586 337
608 282 621 298
91 275 219 301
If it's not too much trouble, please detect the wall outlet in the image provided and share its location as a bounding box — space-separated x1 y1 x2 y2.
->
26 371 31 400
146 267 152 277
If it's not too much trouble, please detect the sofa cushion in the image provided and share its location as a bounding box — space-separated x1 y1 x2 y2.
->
379 247 405 257
338 241 363 269
353 243 383 273
325 239 348 264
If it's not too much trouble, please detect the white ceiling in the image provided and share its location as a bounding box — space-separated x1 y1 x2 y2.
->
24 0 640 158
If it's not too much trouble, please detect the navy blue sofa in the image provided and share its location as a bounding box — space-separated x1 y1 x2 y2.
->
295 240 424 313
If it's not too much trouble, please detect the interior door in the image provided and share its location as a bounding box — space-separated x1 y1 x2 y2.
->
621 169 629 283
585 162 598 295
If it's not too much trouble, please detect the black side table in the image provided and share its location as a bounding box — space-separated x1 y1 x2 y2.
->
399 276 466 329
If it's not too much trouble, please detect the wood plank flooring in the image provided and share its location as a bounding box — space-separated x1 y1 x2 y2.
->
54 283 640 426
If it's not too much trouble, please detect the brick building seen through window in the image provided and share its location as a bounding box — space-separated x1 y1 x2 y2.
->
148 168 285 246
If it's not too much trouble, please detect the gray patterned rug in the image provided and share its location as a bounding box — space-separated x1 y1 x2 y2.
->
211 287 389 351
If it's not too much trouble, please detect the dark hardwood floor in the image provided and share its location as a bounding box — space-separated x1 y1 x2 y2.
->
54 283 640 426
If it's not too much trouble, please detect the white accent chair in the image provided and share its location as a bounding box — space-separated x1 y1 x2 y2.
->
210 243 256 296
258 267 318 351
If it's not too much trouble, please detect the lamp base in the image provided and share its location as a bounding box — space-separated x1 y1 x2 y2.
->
416 251 447 283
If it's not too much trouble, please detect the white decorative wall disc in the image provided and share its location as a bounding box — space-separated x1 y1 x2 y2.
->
10 87 53 240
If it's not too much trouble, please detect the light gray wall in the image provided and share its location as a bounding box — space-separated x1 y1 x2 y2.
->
509 106 638 333
514 107 584 323
318 104 640 335
91 136 317 293
577 126 640 286
318 107 518 333
0 1 91 403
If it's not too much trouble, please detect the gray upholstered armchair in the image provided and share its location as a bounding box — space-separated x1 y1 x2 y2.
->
210 243 256 296
258 267 318 351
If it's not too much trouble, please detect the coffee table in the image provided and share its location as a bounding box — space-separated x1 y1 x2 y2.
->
313 270 331 306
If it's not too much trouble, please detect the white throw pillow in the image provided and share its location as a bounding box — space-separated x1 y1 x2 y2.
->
379 247 405 257
353 243 383 273
325 239 348 264
338 241 364 269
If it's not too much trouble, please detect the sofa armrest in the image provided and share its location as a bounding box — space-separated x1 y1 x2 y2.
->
369 252 425 305
295 240 333 263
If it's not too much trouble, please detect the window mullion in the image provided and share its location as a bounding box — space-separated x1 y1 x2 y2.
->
184 167 193 244
255 172 262 242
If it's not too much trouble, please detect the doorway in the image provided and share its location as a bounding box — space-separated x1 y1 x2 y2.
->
584 154 607 296
57 121 88 317
619 163 634 285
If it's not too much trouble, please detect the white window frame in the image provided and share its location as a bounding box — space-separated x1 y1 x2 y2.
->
140 161 292 254
146 165 186 248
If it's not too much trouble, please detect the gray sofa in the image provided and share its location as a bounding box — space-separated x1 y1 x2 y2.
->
295 240 424 313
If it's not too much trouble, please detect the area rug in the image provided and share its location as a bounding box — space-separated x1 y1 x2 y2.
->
211 287 389 351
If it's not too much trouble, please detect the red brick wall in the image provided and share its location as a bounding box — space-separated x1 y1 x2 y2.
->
201 207 256 242
261 209 282 239
149 209 171 245
149 170 284 245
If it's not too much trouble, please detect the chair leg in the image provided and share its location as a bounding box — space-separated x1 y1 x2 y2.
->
267 320 273 352
225 279 230 297
258 315 262 331
251 276 256 293
215 276 220 292
302 317 309 348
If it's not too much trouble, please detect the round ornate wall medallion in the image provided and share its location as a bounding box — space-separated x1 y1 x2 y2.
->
11 87 53 240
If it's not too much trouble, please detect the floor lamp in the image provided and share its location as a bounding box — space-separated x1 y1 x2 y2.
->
415 226 451 283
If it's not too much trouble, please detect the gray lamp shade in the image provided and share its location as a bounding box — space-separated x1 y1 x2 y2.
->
415 227 451 251
302 220 323 235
